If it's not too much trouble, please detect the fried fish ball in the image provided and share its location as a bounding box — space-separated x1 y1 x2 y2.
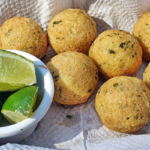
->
1 17 48 59
47 8 97 54
46 51 99 105
95 76 150 133
143 63 150 89
133 12 150 61
89 30 142 79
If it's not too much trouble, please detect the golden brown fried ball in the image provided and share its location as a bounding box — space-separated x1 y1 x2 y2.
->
0 17 48 59
95 76 150 133
89 30 142 79
46 51 99 105
47 8 97 54
143 63 150 89
133 12 150 61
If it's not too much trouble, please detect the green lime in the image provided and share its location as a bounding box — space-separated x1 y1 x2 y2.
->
0 49 37 91
1 86 39 124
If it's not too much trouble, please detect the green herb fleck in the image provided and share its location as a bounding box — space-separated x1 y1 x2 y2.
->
113 83 118 87
109 49 115 54
126 117 130 120
131 44 134 48
119 41 130 50
65 105 69 107
79 11 83 13
119 42 126 48
138 95 140 97
146 24 149 25
107 35 112 37
53 75 59 81
85 64 87 67
88 89 92 93
59 87 62 93
53 20 62 25
119 104 128 109
56 37 60 39
120 87 124 91
66 115 72 119
21 129 23 131
54 75 59 78
131 55 134 58
5 29 12 36
104 90 107 94
135 114 139 120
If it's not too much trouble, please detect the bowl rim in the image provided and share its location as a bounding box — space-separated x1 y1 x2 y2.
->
0 50 54 137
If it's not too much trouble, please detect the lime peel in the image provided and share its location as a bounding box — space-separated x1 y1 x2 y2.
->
1 86 39 124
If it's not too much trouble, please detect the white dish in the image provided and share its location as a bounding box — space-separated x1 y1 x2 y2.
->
0 50 54 144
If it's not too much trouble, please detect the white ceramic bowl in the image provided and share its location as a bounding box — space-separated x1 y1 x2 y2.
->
0 50 54 144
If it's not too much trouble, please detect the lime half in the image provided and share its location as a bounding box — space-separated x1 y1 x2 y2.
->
0 49 37 91
1 86 39 124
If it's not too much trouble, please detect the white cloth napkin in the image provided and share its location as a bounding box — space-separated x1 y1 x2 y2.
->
1 0 150 149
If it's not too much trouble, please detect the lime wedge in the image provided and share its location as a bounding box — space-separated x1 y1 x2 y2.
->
0 49 37 91
1 86 39 124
